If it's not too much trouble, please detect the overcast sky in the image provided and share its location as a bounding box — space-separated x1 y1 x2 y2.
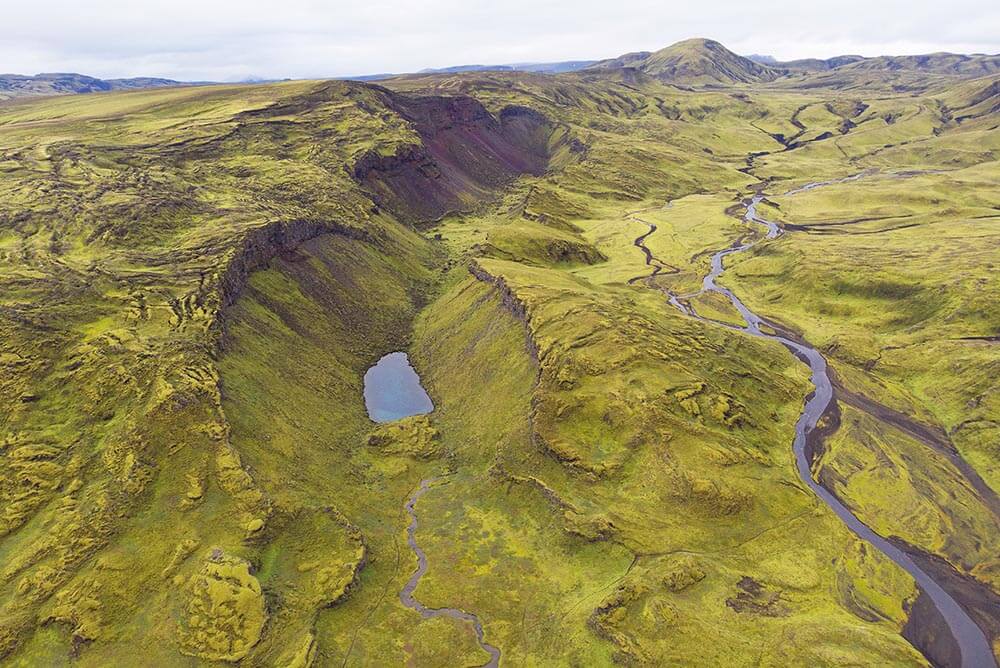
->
2 0 997 81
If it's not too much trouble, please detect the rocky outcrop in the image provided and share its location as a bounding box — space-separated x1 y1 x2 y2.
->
468 261 539 362
217 220 368 312
352 93 565 223
211 218 369 349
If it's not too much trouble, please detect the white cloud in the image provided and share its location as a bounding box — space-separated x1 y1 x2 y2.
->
0 0 997 80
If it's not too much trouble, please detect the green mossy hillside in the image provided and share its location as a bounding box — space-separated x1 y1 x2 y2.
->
1 62 998 666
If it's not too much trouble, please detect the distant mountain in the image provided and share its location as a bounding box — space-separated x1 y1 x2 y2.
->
836 52 1000 77
0 72 184 100
6 43 999 101
771 56 866 72
346 59 598 81
747 54 867 71
105 76 186 89
594 42 1000 90
751 52 998 76
418 64 514 74
747 51 1000 92
342 72 396 82
509 60 597 73
236 76 293 84
590 51 652 70
588 38 780 85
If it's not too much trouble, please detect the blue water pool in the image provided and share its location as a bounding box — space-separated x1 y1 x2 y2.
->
363 352 434 423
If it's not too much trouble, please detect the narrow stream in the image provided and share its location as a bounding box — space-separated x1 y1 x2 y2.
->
375 354 499 665
647 187 995 668
401 478 501 667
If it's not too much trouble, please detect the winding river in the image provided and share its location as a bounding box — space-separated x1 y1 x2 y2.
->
395 176 994 667
641 185 996 668
400 478 501 667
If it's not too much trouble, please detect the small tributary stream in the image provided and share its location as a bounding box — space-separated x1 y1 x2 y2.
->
362 354 500 665
641 185 995 668
400 479 502 667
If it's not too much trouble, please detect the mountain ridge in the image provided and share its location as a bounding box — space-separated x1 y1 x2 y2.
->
5 39 1000 101
751 51 1000 76
0 72 186 100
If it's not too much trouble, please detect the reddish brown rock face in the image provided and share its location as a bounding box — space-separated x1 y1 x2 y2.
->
352 93 560 223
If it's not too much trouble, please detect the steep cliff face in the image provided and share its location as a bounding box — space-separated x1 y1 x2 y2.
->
352 94 565 223
211 218 370 350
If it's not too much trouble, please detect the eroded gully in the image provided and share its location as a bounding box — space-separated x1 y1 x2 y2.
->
401 478 501 667
632 182 996 668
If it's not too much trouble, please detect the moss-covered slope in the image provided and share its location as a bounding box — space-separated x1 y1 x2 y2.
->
1 62 998 666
